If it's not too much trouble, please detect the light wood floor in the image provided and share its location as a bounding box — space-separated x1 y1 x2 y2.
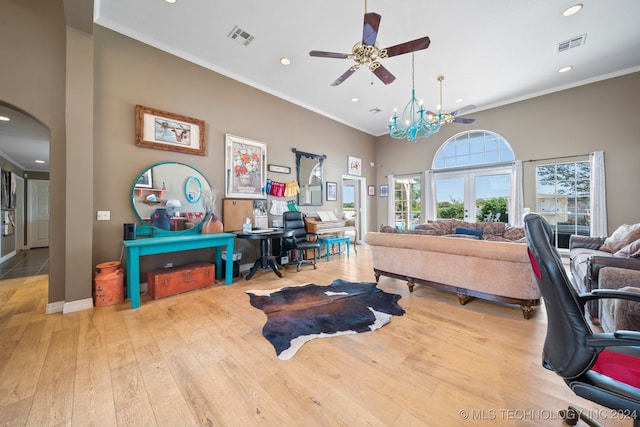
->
0 245 632 426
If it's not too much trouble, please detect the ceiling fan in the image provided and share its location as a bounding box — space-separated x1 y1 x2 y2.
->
309 10 430 86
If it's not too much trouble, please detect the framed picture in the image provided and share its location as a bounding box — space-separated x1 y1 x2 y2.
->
368 185 375 196
379 184 389 197
348 156 362 176
326 181 337 201
268 164 291 174
225 134 267 199
135 105 206 156
135 169 153 188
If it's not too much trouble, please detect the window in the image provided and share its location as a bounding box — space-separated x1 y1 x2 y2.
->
393 175 421 230
536 161 590 249
432 131 515 223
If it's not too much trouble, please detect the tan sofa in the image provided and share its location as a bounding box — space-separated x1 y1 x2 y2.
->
364 220 541 319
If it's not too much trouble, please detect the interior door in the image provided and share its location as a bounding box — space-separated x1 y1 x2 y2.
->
342 177 365 243
27 179 49 248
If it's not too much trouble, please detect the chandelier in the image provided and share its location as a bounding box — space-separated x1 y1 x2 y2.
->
388 54 469 142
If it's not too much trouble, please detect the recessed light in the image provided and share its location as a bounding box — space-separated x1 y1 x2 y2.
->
280 57 291 66
563 4 583 16
35 160 45 164
352 97 359 103
165 0 177 4
0 116 10 122
455 99 463 103
559 66 573 73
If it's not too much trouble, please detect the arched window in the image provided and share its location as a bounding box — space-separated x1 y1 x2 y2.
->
431 130 517 223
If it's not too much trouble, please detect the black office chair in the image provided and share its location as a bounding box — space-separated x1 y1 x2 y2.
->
150 208 171 231
524 213 640 426
281 211 320 271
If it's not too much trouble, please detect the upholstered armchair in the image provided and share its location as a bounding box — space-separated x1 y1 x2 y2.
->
569 227 640 320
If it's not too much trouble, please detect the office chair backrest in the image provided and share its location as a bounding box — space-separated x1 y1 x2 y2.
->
282 211 307 244
524 213 599 379
150 208 171 231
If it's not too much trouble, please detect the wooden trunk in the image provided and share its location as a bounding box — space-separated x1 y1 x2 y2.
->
147 262 215 299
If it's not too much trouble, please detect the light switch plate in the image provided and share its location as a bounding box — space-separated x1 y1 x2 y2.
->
97 211 110 221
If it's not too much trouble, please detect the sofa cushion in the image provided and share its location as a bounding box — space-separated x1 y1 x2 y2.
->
600 223 640 253
614 238 640 258
455 227 483 239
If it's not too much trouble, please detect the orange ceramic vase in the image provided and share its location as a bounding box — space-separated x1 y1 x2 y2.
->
201 213 223 234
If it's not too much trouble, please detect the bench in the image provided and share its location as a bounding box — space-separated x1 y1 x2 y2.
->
317 235 351 261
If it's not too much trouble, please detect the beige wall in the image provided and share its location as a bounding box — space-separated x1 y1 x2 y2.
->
92 27 376 269
375 72 640 232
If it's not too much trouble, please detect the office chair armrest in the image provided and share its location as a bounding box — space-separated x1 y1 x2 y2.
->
586 331 640 347
580 288 640 303
282 230 295 238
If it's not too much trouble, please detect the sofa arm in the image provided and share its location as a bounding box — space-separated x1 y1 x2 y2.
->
598 267 640 332
589 256 640 282
569 235 605 250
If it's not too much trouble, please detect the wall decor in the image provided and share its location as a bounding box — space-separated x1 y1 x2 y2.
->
135 169 153 188
379 184 389 197
326 181 337 201
135 105 205 156
225 134 267 199
368 185 375 196
268 164 291 174
348 156 362 176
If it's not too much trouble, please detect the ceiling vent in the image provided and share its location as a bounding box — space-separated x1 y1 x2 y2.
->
227 25 255 46
557 34 586 53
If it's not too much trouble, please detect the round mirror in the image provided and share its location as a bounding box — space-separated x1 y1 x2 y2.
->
131 162 212 230
185 176 203 203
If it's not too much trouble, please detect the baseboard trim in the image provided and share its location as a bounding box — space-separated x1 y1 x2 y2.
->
0 250 16 264
46 301 64 314
63 298 94 314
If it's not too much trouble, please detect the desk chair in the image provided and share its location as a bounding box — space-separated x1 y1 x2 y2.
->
281 211 320 271
524 213 640 426
150 208 171 231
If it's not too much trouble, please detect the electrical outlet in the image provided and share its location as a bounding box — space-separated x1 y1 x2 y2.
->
97 211 110 221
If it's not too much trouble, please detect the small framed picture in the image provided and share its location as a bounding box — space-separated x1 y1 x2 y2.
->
368 185 375 196
135 169 153 188
348 156 362 176
379 184 389 197
326 181 337 201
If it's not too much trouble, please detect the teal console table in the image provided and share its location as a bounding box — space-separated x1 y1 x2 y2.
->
122 233 236 309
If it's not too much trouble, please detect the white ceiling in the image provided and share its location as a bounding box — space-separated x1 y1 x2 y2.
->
2 0 640 172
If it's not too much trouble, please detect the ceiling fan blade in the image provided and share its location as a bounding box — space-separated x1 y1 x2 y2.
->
452 117 476 124
362 12 381 46
451 104 477 116
331 68 357 86
384 36 431 57
309 50 350 59
371 63 396 85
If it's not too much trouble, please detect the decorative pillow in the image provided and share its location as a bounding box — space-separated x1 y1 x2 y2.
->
425 220 453 235
600 224 640 253
476 222 505 239
503 225 525 241
455 227 483 239
379 224 399 233
614 238 640 258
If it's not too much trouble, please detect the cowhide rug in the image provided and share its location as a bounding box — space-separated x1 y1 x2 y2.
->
247 279 405 360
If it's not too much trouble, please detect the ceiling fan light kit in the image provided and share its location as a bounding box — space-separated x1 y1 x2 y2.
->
309 11 430 86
